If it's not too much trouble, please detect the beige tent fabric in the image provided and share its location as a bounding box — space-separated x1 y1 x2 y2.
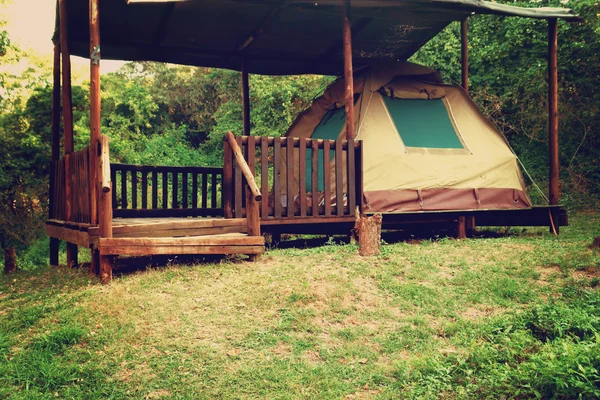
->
281 61 532 212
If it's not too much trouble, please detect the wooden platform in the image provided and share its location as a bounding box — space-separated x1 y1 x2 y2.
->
47 217 264 257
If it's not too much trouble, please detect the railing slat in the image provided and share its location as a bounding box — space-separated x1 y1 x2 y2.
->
286 136 295 218
202 173 208 209
211 173 218 211
311 140 318 217
172 172 179 208
162 171 168 209
182 171 188 209
260 137 269 218
142 171 148 209
336 138 344 216
273 137 282 219
299 137 307 218
152 171 158 209
192 173 198 209
347 138 356 215
324 140 331 217
121 169 127 209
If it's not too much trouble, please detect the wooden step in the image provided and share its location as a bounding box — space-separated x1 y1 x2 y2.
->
112 217 247 238
98 233 264 256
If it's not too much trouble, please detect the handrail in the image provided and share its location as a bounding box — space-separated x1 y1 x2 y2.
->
100 135 111 193
225 131 262 202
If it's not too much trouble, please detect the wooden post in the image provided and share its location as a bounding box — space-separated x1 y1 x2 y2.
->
99 135 113 284
241 60 251 137
466 216 476 237
461 19 469 93
548 18 560 234
90 0 101 272
60 0 77 267
342 0 355 141
50 43 61 267
3 247 17 274
223 140 234 218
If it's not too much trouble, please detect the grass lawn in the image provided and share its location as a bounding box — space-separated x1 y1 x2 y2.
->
1 212 600 399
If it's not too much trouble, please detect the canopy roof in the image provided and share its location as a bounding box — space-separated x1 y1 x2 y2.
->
55 0 579 75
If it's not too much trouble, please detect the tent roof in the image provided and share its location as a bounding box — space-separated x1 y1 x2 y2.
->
55 0 580 75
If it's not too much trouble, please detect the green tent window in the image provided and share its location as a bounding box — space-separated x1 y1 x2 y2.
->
382 97 464 149
305 107 345 192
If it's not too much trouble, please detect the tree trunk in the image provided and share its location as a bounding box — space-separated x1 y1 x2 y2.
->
592 237 600 249
358 214 382 256
4 247 17 274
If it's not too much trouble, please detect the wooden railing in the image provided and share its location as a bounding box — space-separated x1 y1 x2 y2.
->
111 164 224 218
51 144 94 223
225 131 261 237
223 134 363 221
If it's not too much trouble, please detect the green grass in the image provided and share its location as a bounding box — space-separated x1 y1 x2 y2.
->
1 212 599 399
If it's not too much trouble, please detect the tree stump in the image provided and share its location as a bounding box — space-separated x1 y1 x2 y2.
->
358 214 382 256
4 247 17 274
592 237 600 249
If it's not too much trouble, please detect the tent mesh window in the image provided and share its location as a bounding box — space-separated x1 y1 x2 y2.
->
382 97 464 149
305 107 345 192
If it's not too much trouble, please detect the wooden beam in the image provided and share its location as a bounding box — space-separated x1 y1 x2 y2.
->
152 3 176 45
241 61 251 136
235 6 282 53
342 0 355 141
50 43 61 267
461 19 469 93
89 0 100 226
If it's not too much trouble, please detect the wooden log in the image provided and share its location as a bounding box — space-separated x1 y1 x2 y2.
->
358 214 382 256
3 247 17 274
342 0 355 140
461 19 469 93
225 132 262 201
246 188 260 237
548 18 560 234
241 61 251 136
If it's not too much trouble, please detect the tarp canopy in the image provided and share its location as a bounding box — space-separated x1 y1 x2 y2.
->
55 0 579 75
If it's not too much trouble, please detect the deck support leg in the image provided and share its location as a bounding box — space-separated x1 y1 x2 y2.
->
466 216 476 237
91 249 100 275
50 238 60 267
457 216 467 239
67 244 78 268
100 255 112 285
548 18 560 235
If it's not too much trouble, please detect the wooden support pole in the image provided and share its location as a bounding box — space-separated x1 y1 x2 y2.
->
223 141 234 218
99 135 113 284
90 0 101 273
50 43 61 267
461 19 469 93
548 18 559 234
342 0 355 141
60 0 77 267
241 61 251 137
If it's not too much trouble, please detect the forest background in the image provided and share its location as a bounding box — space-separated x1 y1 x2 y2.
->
0 0 598 268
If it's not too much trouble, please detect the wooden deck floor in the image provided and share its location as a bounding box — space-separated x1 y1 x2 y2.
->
112 217 247 238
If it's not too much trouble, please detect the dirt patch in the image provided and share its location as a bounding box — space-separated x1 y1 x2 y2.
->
145 389 172 399
572 266 600 280
271 342 292 357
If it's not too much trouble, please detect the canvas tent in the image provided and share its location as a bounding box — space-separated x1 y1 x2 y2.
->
282 61 532 213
